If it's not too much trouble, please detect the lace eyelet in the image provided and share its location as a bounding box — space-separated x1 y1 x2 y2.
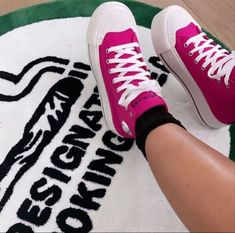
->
184 43 188 47
106 49 109 54
106 59 110 64
201 66 205 70
116 89 119 93
188 52 193 56
112 79 115 84
194 60 198 64
108 70 112 74
226 84 230 89
129 112 133 118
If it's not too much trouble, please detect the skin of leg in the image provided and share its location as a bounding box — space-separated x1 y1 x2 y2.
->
145 123 235 232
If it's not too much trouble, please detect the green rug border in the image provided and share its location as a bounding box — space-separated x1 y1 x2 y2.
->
0 0 160 35
0 0 229 49
0 0 234 160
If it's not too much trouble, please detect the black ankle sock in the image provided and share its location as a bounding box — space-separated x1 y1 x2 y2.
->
135 106 185 158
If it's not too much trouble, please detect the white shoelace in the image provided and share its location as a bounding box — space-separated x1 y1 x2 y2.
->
107 42 161 109
185 32 235 87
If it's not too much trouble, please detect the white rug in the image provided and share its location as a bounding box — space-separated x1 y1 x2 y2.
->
0 1 232 232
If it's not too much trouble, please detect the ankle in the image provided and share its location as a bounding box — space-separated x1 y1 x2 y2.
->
135 107 185 158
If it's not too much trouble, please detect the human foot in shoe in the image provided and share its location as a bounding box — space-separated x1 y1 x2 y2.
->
87 2 167 138
151 5 235 128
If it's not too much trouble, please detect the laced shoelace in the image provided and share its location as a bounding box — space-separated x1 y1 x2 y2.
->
185 32 235 87
107 42 161 109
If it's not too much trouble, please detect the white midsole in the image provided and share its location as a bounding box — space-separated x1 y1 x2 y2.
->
88 45 120 136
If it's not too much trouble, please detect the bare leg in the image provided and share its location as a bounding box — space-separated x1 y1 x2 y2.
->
145 123 235 232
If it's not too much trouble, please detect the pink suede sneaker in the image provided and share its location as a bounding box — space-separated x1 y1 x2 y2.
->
151 5 235 128
87 2 167 138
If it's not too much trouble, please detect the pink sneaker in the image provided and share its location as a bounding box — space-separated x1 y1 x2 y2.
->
151 5 235 128
87 2 167 138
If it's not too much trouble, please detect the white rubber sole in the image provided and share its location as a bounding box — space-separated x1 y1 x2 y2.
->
87 2 137 136
151 7 226 128
88 46 118 135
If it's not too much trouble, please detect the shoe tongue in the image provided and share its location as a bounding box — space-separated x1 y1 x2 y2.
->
183 22 202 39
107 29 148 86
107 28 135 46
184 23 210 51
199 39 232 78
120 52 148 86
181 23 213 52
184 23 232 75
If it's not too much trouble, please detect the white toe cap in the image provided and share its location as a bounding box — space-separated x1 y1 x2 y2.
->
87 2 137 45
